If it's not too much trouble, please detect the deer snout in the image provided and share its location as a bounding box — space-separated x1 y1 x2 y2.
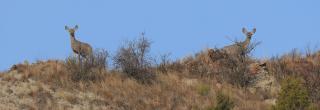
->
247 32 254 37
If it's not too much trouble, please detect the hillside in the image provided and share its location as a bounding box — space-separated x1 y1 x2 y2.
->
0 38 320 110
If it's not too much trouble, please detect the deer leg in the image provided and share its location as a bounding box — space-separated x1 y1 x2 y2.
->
78 54 81 66
78 53 81 65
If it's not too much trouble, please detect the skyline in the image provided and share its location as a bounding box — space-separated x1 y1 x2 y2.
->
1 0 320 70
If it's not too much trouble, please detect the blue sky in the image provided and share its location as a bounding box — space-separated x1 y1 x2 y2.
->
0 0 319 70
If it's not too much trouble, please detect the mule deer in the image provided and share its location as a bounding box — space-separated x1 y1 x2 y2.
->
65 25 93 61
222 27 256 56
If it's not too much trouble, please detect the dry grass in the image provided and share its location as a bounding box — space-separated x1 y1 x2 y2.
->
0 61 262 110
0 59 274 110
268 49 320 102
0 47 319 109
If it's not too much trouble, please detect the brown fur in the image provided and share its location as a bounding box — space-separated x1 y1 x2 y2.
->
65 25 93 58
222 27 256 56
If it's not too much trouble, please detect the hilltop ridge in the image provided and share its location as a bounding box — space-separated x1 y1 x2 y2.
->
0 36 320 109
0 48 319 109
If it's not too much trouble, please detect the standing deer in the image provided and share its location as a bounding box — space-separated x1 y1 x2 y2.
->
65 25 93 62
222 27 256 56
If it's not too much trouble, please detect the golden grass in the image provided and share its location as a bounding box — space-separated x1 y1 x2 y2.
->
0 60 276 110
1 49 320 110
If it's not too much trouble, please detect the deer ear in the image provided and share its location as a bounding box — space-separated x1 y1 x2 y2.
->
242 27 248 34
252 28 256 34
74 25 79 30
65 26 69 30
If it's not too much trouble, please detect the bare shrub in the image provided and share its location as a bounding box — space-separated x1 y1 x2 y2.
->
216 58 254 88
65 49 108 82
163 59 186 74
113 34 155 84
195 41 261 88
184 53 214 78
157 53 172 74
175 41 260 88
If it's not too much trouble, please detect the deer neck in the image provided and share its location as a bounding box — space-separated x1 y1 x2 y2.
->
69 33 78 45
243 37 251 49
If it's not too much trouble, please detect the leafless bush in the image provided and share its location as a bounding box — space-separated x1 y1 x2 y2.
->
164 59 186 73
172 41 261 88
113 34 155 84
157 53 171 74
65 49 108 82
184 53 214 78
207 42 261 88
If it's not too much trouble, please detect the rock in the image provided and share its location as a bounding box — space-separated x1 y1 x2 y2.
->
181 78 198 87
216 83 222 89
264 98 276 105
13 73 23 80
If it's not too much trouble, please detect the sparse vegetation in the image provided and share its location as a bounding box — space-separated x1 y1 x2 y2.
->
209 91 234 110
179 40 261 88
273 76 310 110
269 49 320 103
65 49 108 82
197 83 210 96
307 103 320 110
1 28 320 110
113 34 155 84
157 53 172 74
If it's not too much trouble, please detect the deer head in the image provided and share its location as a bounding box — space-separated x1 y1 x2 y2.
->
242 27 256 40
65 25 79 37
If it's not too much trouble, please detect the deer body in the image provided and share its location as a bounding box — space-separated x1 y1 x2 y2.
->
221 27 256 56
65 25 93 58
